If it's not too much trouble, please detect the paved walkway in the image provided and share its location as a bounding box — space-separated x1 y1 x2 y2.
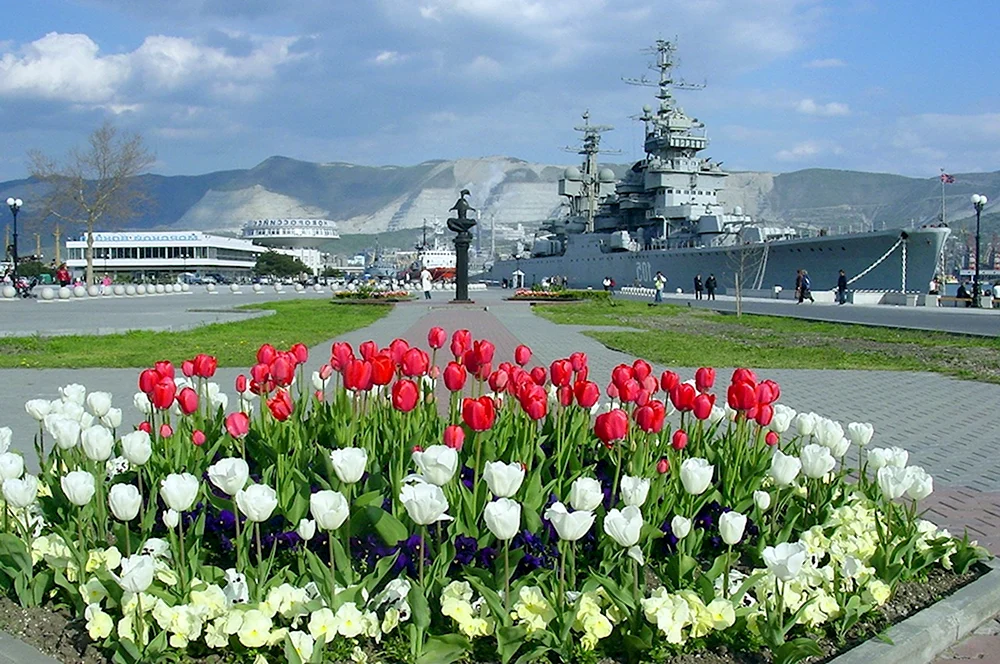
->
1 288 999 661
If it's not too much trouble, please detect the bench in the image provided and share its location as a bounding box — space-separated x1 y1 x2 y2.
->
938 296 973 308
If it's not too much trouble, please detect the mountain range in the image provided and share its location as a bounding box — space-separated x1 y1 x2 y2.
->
1 155 997 256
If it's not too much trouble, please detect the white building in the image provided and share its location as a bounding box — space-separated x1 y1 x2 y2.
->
242 219 338 273
66 231 272 281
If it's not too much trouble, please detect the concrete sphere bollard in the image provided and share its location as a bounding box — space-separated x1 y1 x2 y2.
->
73 286 87 298
41 287 55 300
273 284 283 292
2 286 15 299
252 284 263 293
59 287 72 300
181 283 191 292
87 285 100 297
113 285 125 296
229 283 240 293
313 284 324 292
173 284 182 293
155 284 165 294
136 285 147 295
102 286 113 296
125 285 137 296
206 284 217 293
294 283 305 292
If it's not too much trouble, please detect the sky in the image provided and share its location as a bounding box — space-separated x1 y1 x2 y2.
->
0 0 998 181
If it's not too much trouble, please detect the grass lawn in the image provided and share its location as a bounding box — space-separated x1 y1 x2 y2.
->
0 300 390 369
532 300 1000 382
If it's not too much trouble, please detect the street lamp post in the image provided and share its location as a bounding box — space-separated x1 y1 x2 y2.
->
5 197 22 282
972 194 988 307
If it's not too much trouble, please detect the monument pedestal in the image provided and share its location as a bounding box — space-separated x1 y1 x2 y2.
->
450 231 475 304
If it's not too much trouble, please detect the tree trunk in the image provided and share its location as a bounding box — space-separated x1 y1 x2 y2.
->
86 224 94 286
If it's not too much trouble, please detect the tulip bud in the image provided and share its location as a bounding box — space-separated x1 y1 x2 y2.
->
754 490 771 511
181 360 195 377
109 484 142 521
225 412 251 438
138 421 152 434
765 431 779 446
163 509 180 529
719 511 747 545
192 430 206 446
484 498 521 540
656 458 670 474
443 425 465 451
297 518 316 541
159 424 173 439
671 515 692 539
671 429 688 451
427 326 447 350
176 387 199 415
514 344 532 366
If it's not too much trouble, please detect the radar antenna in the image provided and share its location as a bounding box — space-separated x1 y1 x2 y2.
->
560 110 621 232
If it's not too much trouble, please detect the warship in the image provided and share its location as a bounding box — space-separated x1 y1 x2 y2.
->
480 40 948 294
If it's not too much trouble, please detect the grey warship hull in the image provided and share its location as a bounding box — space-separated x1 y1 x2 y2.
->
482 226 948 294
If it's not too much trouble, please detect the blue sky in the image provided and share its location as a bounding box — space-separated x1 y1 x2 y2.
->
0 0 997 181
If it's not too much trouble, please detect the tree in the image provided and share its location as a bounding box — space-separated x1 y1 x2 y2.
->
29 121 155 285
254 251 312 278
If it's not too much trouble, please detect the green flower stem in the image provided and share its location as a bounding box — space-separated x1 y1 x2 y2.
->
343 483 353 584
724 544 732 598
419 525 427 589
177 516 188 595
612 442 624 504
504 540 511 613
328 530 336 598
124 523 131 557
558 540 566 609
233 498 243 572
473 433 483 511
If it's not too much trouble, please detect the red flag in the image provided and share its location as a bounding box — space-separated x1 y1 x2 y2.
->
940 173 955 184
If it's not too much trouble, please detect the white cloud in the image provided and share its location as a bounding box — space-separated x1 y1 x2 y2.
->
373 50 405 65
796 98 850 116
465 55 502 78
0 33 130 103
804 58 845 68
776 139 842 161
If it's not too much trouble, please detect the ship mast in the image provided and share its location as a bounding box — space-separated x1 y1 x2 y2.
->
562 111 617 233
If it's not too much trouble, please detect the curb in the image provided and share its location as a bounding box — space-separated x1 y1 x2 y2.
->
830 559 1000 664
0 629 60 664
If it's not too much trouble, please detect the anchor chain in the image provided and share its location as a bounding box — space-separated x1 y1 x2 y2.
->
846 237 903 287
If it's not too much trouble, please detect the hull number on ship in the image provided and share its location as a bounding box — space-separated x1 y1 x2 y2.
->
636 261 652 284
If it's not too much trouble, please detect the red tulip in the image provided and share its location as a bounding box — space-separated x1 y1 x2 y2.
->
391 380 419 412
671 429 688 450
401 347 430 377
575 366 589 383
756 382 775 407
657 458 670 474
268 389 294 421
151 378 177 410
727 381 757 411
606 382 619 400
443 425 465 450
695 367 716 393
451 329 472 359
138 421 152 434
634 405 659 433
176 387 199 415
488 369 509 393
359 340 378 362
669 383 696 412
389 339 410 366
731 368 758 387
557 385 574 408
611 364 634 391
462 396 496 431
570 352 587 372
250 362 270 385
138 369 159 395
692 393 715 420
632 359 652 382
530 366 547 385
192 430 206 446
256 344 277 366
344 359 374 392
641 375 658 395
762 379 780 403
619 378 641 403
271 357 294 387
473 340 495 366
225 412 250 438
428 326 447 349
235 374 248 394
521 392 547 420
514 344 532 366
550 359 573 388
660 370 680 393
443 362 468 392
636 389 650 407
154 360 175 380
319 364 333 380
330 342 354 371
755 404 774 428
594 409 629 447
159 423 173 439
371 354 395 386
765 431 779 446
574 381 600 408
181 360 195 378
194 354 218 379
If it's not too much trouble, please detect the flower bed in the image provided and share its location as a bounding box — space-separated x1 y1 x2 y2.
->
0 333 986 664
508 289 581 301
333 288 414 302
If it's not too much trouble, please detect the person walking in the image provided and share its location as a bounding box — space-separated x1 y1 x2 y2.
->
798 270 814 303
654 271 666 303
603 276 612 292
705 273 717 300
836 269 847 305
420 267 432 300
694 274 703 300
794 269 802 301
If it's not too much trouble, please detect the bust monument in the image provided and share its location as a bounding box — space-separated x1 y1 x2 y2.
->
447 189 476 303
447 189 477 234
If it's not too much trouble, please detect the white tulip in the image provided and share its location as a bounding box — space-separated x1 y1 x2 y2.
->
620 475 650 508
793 412 819 437
846 422 874 447
399 481 452 525
61 470 96 506
2 474 38 508
482 461 525 498
708 405 726 425
329 447 368 484
671 515 692 539
812 418 844 449
207 458 249 497
0 453 23 480
47 416 81 450
719 511 747 545
121 430 152 466
159 473 199 512
484 498 521 540
906 466 934 501
60 402 85 423
86 392 113 417
297 518 317 541
24 400 51 422
311 371 329 391
799 444 836 479
163 509 180 529
236 484 278 523
762 542 808 581
885 446 909 468
113 554 155 593
569 476 604 511
544 501 594 541
868 446 908 471
827 436 851 458
769 404 796 434
101 408 123 430
876 466 912 501
679 458 714 495
0 428 9 456
59 383 86 405
108 484 142 521
310 490 350 531
81 425 114 462
603 505 643 548
754 490 771 511
78 412 95 428
769 449 802 486
133 391 152 415
411 445 458 486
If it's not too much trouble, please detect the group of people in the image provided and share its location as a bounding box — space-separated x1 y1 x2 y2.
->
692 273 717 301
